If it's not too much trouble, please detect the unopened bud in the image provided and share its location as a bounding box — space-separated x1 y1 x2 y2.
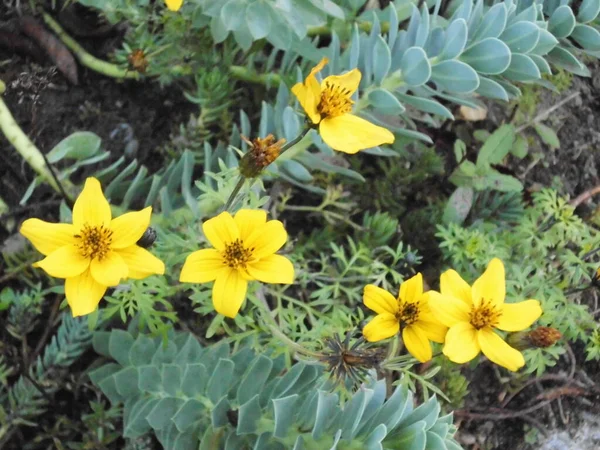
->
508 327 562 351
239 134 285 178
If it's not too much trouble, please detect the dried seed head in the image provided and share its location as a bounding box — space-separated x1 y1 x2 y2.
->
239 134 286 178
128 49 149 73
508 327 562 351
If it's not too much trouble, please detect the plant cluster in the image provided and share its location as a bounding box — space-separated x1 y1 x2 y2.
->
2 0 600 449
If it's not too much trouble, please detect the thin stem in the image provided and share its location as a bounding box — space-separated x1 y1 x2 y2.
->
229 66 282 87
41 13 139 80
278 128 311 157
515 92 580 133
223 176 246 212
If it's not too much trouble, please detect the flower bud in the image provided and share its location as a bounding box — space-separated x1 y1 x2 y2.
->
239 134 285 178
508 327 562 351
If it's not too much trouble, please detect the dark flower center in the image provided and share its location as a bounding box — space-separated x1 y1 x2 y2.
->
317 81 353 118
223 239 253 269
74 223 113 260
470 299 502 329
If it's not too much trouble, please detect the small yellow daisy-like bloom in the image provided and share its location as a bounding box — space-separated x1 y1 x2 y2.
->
20 178 165 317
179 210 294 318
362 273 448 363
429 258 542 371
165 0 183 11
291 57 395 154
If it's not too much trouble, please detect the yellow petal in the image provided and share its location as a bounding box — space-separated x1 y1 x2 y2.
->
72 178 111 228
403 325 432 363
399 273 423 303
179 249 226 283
426 291 471 327
496 300 542 332
443 322 480 363
472 258 505 308
110 207 152 249
246 254 294 284
440 269 472 304
20 219 76 256
90 251 128 286
415 319 448 344
244 220 287 259
165 0 183 11
477 327 525 371
116 245 165 279
234 209 267 242
363 284 398 315
33 245 89 279
212 269 248 318
65 270 107 317
291 57 328 124
202 212 239 251
322 68 361 97
362 313 399 342
319 114 395 154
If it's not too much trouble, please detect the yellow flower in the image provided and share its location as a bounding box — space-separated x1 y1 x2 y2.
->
291 58 395 154
20 178 165 317
429 258 542 371
165 0 183 11
179 210 294 318
362 273 448 362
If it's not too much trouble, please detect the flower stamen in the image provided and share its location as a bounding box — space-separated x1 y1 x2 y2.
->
223 239 253 269
469 299 502 329
317 81 353 118
397 301 420 326
74 224 113 261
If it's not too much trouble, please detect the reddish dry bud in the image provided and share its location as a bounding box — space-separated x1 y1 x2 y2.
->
128 49 149 73
239 134 286 178
508 327 562 351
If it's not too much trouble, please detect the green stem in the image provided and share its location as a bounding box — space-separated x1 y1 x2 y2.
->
0 89 75 197
223 176 246 212
229 66 282 86
42 12 139 80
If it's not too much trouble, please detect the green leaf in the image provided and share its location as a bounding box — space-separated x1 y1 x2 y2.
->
547 47 590 76
396 93 453 119
476 77 509 101
472 3 507 40
246 2 271 39
529 54 552 74
109 330 134 366
372 36 391 84
548 5 576 38
571 24 600 51
180 363 208 397
123 397 158 438
485 170 523 192
129 335 157 367
439 19 467 60
449 160 477 187
531 29 559 56
312 390 339 439
46 132 102 163
172 399 205 432
453 139 466 162
461 38 511 75
138 365 162 393
400 47 431 87
210 15 229 43
207 359 235 403
237 395 262 434
578 0 600 23
236 355 273 405
161 364 182 397
431 60 480 93
221 0 246 31
534 123 560 149
477 124 515 167
114 367 140 398
443 187 474 225
499 21 540 54
503 53 541 82
280 160 313 183
368 88 406 114
146 397 184 430
511 135 529 159
272 395 299 438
